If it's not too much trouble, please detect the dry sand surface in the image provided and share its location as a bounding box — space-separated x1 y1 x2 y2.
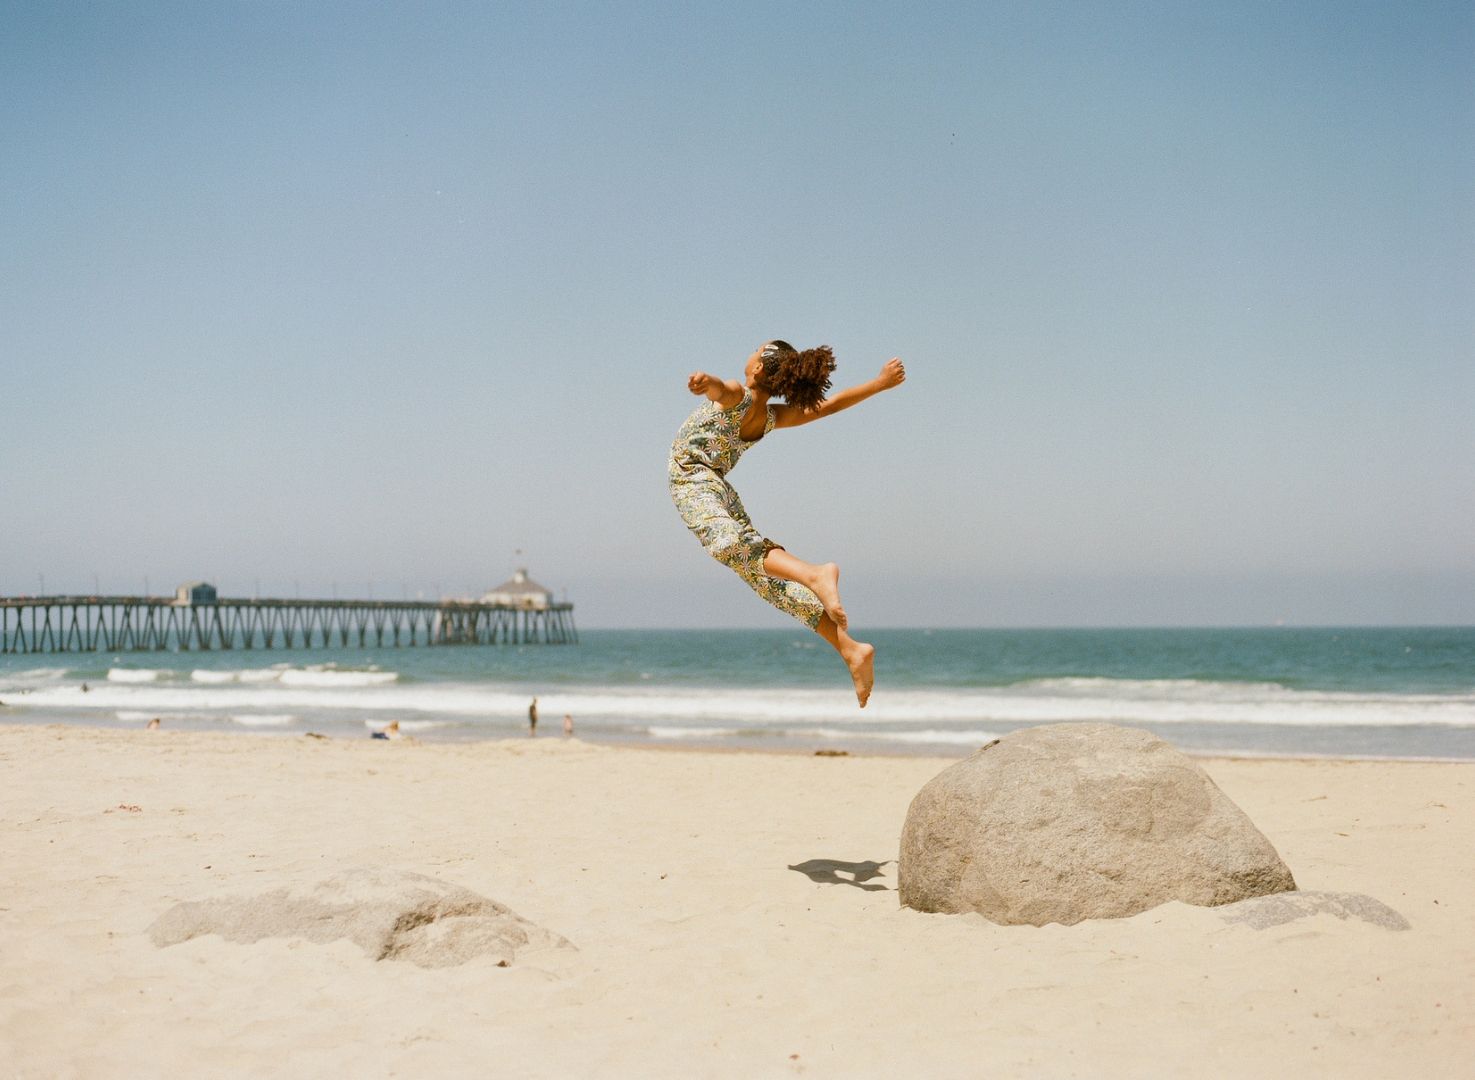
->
1 724 1471 1078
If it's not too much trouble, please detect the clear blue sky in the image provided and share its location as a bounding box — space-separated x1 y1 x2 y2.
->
3 2 1471 626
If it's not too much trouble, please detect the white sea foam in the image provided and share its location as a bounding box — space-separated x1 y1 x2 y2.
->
18 677 1475 729
362 718 446 732
190 670 239 684
0 667 71 693
647 725 743 740
2 667 70 681
107 668 169 683
1016 677 1291 698
188 667 299 684
277 669 398 688
191 667 327 684
231 714 297 727
646 725 996 746
808 727 1000 746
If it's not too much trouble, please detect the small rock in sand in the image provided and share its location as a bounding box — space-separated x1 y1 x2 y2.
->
1215 890 1409 931
148 867 573 968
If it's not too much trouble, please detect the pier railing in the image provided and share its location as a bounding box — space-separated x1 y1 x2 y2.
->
0 597 578 654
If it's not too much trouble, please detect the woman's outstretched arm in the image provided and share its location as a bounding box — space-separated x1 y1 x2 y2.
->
687 371 744 408
772 358 906 429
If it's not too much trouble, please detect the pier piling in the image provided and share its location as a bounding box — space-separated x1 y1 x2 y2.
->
0 596 578 654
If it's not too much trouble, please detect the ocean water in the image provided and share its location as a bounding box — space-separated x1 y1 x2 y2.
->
1 627 1472 759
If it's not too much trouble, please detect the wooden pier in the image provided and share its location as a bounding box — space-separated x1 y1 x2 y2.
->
0 596 578 654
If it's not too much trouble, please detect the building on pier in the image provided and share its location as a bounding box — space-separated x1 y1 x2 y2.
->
174 582 218 606
481 568 552 610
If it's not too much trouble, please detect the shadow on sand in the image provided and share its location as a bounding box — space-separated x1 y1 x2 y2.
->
787 858 893 891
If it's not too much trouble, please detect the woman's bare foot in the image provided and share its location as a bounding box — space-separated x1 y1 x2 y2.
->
810 562 847 630
814 613 873 708
845 642 875 708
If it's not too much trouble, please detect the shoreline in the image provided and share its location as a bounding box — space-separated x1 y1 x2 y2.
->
5 623 1472 767
5 717 1474 766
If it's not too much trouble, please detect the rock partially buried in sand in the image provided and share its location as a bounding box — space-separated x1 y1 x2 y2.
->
1215 890 1409 931
898 723 1296 925
148 867 573 968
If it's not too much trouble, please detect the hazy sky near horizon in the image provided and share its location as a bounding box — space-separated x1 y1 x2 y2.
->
3 2 1472 627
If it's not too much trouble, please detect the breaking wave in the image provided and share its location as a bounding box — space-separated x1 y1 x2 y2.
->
16 676 1467 729
107 668 171 683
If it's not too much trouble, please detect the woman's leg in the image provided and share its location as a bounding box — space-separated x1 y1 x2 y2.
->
762 547 848 630
758 547 873 707
675 476 873 706
733 550 873 707
815 612 875 708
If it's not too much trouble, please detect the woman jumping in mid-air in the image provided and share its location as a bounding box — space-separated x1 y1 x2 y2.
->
669 340 906 707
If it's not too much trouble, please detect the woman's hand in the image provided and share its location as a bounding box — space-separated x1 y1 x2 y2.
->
687 372 743 406
772 356 907 429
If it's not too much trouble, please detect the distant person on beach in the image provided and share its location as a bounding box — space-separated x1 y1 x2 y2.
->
146 717 160 730
670 342 905 706
528 697 538 736
563 713 573 737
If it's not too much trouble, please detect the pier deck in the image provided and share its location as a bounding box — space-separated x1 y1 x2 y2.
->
0 596 577 654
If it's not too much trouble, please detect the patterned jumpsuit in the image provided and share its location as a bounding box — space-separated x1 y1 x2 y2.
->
669 390 826 629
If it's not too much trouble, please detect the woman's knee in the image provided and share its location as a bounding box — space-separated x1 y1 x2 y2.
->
748 577 824 629
708 535 757 572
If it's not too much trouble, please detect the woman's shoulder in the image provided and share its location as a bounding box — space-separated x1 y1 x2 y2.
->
719 387 751 413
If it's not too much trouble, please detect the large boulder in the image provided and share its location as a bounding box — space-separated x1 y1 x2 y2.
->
898 723 1295 925
149 867 573 967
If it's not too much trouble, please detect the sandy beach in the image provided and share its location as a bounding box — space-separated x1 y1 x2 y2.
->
1 724 1470 1078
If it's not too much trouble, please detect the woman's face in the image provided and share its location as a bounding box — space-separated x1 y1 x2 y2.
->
744 346 765 388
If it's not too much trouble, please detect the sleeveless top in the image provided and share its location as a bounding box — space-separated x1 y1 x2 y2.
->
668 389 777 482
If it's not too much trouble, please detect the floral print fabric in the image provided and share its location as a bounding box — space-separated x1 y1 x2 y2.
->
668 390 825 629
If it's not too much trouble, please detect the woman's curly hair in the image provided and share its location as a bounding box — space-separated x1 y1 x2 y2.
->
755 340 836 412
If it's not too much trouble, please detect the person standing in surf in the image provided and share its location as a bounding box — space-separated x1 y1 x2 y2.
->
668 341 906 706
